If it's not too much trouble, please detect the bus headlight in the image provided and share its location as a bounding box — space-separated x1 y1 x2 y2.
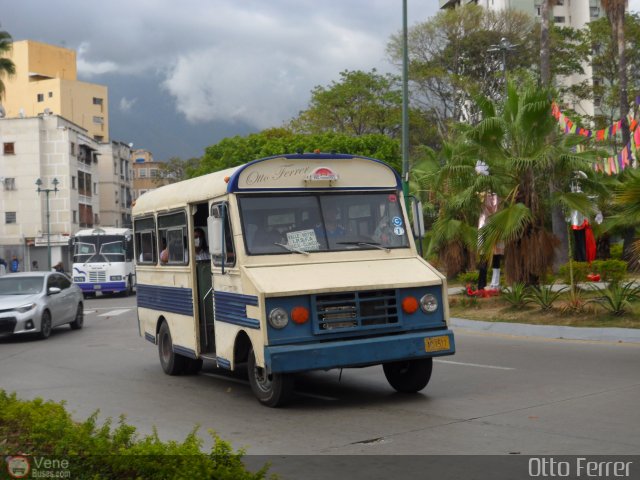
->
268 307 289 329
420 294 438 313
110 275 123 281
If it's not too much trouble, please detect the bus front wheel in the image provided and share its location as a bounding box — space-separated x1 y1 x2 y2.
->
248 348 293 407
383 357 433 393
158 322 186 375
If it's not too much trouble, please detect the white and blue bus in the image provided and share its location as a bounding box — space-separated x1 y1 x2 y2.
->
71 227 136 296
133 153 455 407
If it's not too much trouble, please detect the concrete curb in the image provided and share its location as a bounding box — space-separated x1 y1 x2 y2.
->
450 317 640 344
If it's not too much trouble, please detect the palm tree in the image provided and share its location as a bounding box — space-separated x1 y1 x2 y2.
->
460 83 599 285
610 170 640 267
539 0 552 86
0 30 16 102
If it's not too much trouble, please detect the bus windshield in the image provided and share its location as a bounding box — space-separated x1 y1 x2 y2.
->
239 192 410 255
73 235 128 263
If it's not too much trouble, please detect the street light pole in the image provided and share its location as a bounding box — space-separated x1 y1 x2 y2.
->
488 37 517 99
36 178 59 271
401 0 410 204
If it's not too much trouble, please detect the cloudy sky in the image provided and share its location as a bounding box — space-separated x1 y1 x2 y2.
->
3 1 640 161
2 1 438 160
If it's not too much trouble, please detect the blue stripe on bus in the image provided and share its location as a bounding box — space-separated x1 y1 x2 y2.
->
173 344 197 359
144 332 156 344
137 284 193 317
214 291 260 329
216 357 232 369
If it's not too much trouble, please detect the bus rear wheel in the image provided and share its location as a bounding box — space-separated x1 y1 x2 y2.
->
247 348 292 407
158 322 186 375
383 357 433 393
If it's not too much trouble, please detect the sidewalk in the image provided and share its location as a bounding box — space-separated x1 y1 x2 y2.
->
447 284 640 344
450 317 640 344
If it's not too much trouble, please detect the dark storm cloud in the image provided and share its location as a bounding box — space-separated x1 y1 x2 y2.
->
1 0 437 158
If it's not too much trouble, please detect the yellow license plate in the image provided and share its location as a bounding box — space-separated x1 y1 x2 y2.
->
424 335 450 353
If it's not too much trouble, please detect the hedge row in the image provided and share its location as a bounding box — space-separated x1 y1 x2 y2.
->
0 390 272 479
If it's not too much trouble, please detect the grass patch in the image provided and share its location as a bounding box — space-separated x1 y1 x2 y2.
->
449 289 640 329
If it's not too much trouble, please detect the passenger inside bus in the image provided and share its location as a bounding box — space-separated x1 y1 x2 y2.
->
194 227 210 261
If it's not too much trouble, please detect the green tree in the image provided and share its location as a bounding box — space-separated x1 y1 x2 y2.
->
193 128 400 177
0 30 16 102
155 156 200 185
289 69 403 138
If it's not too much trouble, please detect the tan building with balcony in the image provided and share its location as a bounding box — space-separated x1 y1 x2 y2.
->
131 149 168 201
1 40 109 142
97 141 133 228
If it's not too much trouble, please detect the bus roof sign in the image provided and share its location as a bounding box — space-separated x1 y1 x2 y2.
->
306 166 339 183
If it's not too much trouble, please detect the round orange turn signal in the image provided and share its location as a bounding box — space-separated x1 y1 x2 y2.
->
291 306 310 324
402 296 419 314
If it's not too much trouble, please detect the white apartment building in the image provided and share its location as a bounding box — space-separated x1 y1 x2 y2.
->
97 141 133 228
0 114 102 270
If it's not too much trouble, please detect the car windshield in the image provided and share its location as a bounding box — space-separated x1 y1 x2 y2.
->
74 235 126 263
238 192 410 255
0 276 43 295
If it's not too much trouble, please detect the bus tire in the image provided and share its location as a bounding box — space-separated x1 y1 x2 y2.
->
247 347 293 407
383 357 433 393
158 321 186 375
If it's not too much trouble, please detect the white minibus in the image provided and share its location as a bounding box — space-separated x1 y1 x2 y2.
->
133 153 455 406
71 227 136 296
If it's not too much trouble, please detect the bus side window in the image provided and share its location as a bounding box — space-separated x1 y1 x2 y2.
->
158 211 188 266
211 202 236 268
134 217 156 264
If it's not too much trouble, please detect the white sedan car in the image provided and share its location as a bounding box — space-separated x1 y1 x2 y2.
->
0 272 84 339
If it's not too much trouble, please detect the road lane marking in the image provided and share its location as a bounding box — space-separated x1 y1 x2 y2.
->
98 309 130 317
84 310 96 314
434 359 515 370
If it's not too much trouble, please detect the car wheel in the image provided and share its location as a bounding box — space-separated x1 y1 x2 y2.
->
247 347 293 407
70 304 84 330
158 321 186 375
38 310 52 340
383 357 433 393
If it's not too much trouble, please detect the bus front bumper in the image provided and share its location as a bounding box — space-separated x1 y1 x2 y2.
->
264 329 455 374
78 282 126 294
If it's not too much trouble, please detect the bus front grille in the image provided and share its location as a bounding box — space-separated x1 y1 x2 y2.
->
89 271 106 283
313 289 399 333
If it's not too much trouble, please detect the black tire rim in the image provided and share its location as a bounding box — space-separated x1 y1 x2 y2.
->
253 364 273 393
160 331 172 364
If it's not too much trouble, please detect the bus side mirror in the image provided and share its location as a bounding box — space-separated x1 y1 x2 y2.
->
411 199 425 238
208 216 223 256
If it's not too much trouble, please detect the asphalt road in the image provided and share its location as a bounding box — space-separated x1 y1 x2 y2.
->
1 294 638 462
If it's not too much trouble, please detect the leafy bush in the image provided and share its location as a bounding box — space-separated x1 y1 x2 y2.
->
501 283 531 308
0 390 272 479
558 261 591 283
528 283 567 310
591 259 628 282
595 281 640 316
457 271 479 286
610 243 623 260
558 259 628 283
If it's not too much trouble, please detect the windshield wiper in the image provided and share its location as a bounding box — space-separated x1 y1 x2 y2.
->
274 242 310 256
337 241 390 252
